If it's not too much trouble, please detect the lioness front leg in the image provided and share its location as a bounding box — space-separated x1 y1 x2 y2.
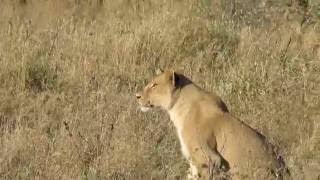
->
200 142 228 179
187 161 200 180
207 151 223 179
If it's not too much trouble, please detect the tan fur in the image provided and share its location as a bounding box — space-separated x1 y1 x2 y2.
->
136 70 288 179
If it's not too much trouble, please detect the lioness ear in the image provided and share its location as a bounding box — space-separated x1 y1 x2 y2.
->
171 70 179 87
155 68 164 75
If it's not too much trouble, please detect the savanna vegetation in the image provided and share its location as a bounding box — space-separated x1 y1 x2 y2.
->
0 0 319 179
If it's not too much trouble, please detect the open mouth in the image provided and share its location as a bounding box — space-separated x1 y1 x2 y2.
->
139 104 154 112
140 106 151 112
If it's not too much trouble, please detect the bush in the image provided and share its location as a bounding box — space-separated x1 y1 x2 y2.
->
26 53 57 92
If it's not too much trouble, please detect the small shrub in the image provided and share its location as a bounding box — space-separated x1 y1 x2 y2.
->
25 53 57 92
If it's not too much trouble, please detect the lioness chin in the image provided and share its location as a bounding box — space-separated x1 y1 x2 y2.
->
136 69 289 179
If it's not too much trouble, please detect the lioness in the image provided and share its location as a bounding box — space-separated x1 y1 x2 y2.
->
136 69 288 179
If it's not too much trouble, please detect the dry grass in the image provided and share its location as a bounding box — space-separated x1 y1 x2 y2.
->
0 0 319 179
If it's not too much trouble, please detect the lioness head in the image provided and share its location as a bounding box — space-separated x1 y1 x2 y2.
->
136 69 178 112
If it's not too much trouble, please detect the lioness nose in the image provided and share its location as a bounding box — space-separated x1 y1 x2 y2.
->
136 93 141 99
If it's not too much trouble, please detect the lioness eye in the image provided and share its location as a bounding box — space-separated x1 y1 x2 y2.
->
151 83 158 89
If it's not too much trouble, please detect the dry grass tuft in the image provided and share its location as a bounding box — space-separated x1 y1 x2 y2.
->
0 0 319 179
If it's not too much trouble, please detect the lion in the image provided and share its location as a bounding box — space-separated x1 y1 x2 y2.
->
136 69 289 179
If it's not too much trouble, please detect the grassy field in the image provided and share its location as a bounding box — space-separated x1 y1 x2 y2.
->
0 0 319 179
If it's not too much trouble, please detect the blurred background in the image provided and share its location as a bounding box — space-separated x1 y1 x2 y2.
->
0 0 319 179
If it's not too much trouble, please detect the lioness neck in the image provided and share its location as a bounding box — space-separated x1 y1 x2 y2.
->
168 84 201 131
